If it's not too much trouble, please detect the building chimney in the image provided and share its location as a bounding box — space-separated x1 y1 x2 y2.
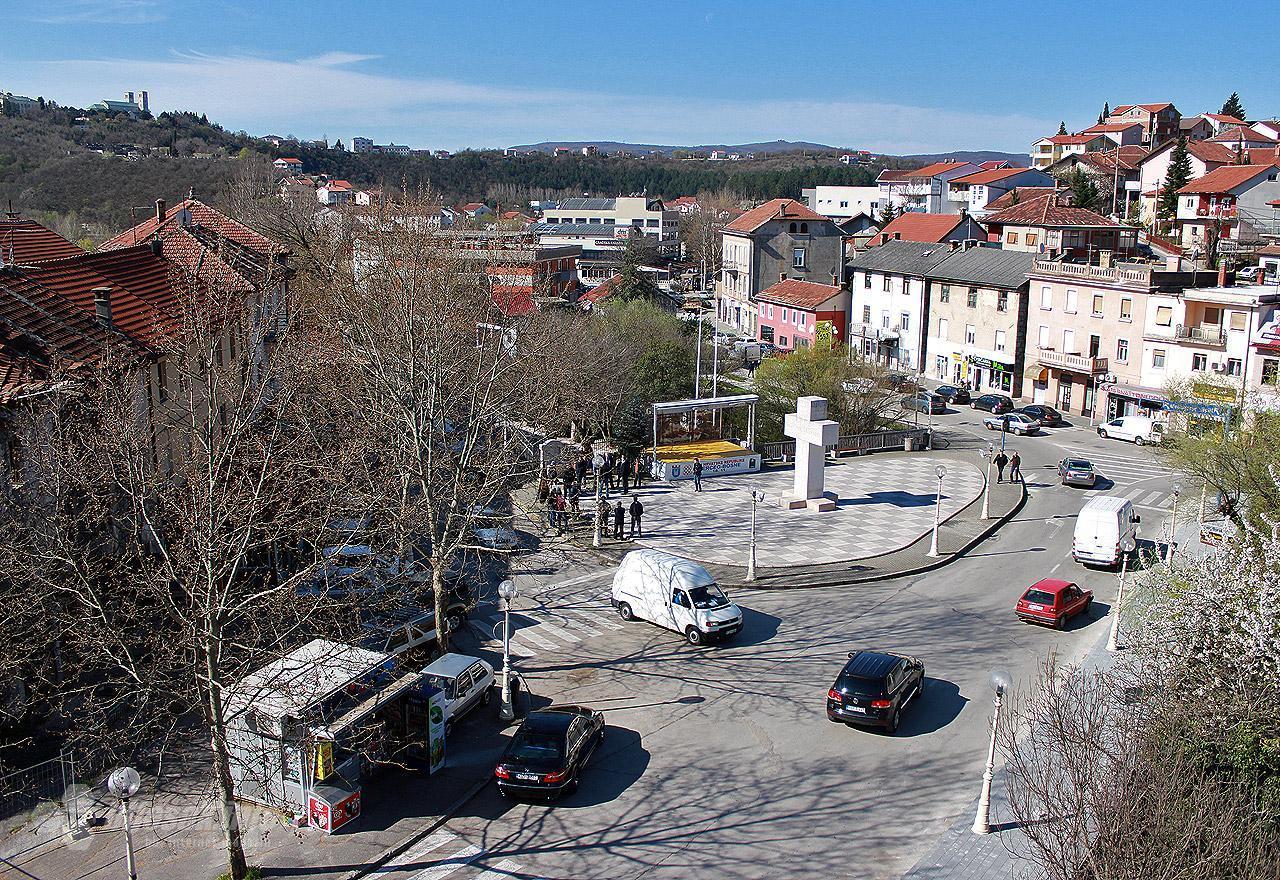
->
1098 249 1113 269
138 90 149 113
155 198 166 222
92 286 113 328
125 91 134 105
893 231 902 240
950 240 961 251
150 236 162 257
1218 263 1228 287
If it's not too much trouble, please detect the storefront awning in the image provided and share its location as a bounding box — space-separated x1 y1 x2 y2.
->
311 669 430 741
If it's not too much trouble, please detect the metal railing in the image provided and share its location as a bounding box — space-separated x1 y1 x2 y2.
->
760 427 930 462
1175 324 1227 345
1031 259 1154 286
1036 348 1109 373
0 751 76 823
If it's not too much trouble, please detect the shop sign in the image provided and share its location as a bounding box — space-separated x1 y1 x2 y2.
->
1163 399 1232 419
815 320 834 349
1192 382 1236 403
428 688 446 774
966 355 1011 372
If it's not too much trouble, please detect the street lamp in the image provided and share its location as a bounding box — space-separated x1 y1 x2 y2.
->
747 488 765 581
980 443 995 520
591 452 606 549
928 464 947 557
1107 534 1138 652
1165 482 1183 563
107 766 141 880
497 579 518 722
973 670 1013 835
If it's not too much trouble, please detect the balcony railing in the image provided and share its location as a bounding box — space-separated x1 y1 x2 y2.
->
1037 348 1109 374
1031 259 1153 285
1175 324 1227 345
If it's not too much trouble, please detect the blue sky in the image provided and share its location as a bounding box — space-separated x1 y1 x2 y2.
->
4 0 1278 154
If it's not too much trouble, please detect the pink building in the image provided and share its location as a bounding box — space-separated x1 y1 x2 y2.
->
755 279 849 352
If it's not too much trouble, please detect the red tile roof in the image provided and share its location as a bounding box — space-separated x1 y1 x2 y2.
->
1071 146 1149 173
951 166 1033 185
1043 134 1101 145
1209 126 1277 145
982 193 1118 228
276 157 303 164
1205 113 1247 125
460 202 488 212
726 198 827 233
100 198 283 255
979 161 1010 170
755 279 843 310
1178 164 1277 195
0 217 87 265
983 187 1057 212
876 169 916 183
875 213 966 243
581 275 620 304
906 160 970 178
1113 103 1174 113
323 180 354 191
1082 122 1143 133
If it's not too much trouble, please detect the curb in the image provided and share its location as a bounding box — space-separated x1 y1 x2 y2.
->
336 775 494 880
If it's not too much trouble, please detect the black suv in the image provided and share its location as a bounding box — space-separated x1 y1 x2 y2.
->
971 393 1014 414
826 650 925 734
934 385 971 405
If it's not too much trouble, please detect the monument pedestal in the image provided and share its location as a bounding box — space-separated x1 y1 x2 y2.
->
779 490 839 512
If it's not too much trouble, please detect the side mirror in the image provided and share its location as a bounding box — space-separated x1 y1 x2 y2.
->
1133 515 1141 524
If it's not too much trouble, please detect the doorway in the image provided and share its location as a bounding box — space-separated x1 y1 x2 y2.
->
1033 379 1047 404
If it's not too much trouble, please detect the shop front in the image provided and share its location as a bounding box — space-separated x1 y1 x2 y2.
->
1099 381 1169 421
1032 351 1109 417
965 354 1020 397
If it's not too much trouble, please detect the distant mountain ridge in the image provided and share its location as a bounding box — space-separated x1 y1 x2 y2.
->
510 139 840 156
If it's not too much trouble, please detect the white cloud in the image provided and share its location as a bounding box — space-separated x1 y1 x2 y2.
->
17 51 1054 154
21 0 165 25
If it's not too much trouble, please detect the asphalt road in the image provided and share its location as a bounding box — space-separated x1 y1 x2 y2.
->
373 407 1184 880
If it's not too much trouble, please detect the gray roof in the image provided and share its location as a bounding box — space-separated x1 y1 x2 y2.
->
557 197 616 211
534 222 620 236
847 239 954 276
927 246 1036 289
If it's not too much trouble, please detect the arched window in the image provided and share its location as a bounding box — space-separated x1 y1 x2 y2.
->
800 223 809 233
789 222 797 233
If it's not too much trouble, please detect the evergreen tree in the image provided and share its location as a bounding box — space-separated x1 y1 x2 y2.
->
1102 101 1110 119
1097 111 1105 126
1220 92 1246 120
1057 121 1069 136
876 201 897 229
615 232 660 301
1158 135 1193 219
1062 168 1101 212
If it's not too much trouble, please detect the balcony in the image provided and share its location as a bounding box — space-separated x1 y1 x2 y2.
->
1175 324 1227 346
1037 348 1109 374
850 322 899 342
1031 259 1153 286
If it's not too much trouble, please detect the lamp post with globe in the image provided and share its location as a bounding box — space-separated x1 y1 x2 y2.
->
1107 534 1138 652
498 579 518 722
973 670 1012 835
928 464 947 557
107 766 141 880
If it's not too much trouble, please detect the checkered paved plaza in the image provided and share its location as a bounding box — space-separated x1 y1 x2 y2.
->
623 454 986 568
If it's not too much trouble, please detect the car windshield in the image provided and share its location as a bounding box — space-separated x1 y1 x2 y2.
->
1023 589 1057 605
688 584 729 609
1064 459 1092 470
422 674 456 699
507 730 565 767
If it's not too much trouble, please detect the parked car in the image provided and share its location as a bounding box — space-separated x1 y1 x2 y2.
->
971 393 1014 414
1058 457 1097 488
296 545 386 598
826 649 925 735
983 412 1040 435
1015 579 1093 629
419 653 495 733
1238 265 1263 283
902 391 946 414
1097 415 1164 446
494 705 605 800
885 373 918 392
1018 404 1063 427
612 549 743 644
934 385 971 405
472 525 522 551
1073 495 1140 568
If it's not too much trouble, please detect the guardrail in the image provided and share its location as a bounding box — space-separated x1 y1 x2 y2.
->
760 427 930 462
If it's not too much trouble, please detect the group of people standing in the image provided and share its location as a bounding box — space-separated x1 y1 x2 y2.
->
537 446 652 538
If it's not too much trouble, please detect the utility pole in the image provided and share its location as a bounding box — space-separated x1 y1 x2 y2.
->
747 488 764 580
981 444 994 520
694 310 704 398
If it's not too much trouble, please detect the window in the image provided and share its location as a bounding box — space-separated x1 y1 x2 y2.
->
966 324 976 344
793 247 807 268
156 361 168 402
800 223 808 234
789 222 797 233
1152 348 1166 369
1263 358 1280 385
1065 289 1078 313
1041 286 1052 310
1155 305 1173 326
1063 329 1075 352
967 288 978 308
882 311 890 329
1116 339 1129 362
900 312 910 332
1092 294 1105 316
1025 233 1039 247
1230 311 1247 332
940 284 951 302
995 330 1007 353
864 272 872 289
768 305 774 318
1192 353 1208 371
939 318 950 337
883 275 891 291
782 309 789 323
1120 298 1133 321
1227 357 1242 376
863 304 871 323
1006 231 1020 244
840 200 848 208
1204 306 1222 326
997 291 1009 312
1038 325 1050 348
779 335 789 348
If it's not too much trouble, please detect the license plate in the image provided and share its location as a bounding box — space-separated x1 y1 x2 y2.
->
1028 604 1044 611
514 773 539 782
845 705 865 713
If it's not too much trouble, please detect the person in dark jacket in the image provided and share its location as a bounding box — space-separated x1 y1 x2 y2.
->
613 500 625 538
994 451 1009 483
1009 452 1022 482
629 495 644 538
692 456 704 492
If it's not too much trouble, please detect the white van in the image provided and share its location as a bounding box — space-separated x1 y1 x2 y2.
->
611 549 744 644
1097 415 1164 446
1073 496 1140 568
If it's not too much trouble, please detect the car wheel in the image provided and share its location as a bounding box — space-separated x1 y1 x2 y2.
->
566 774 580 796
481 687 492 706
446 612 465 635
616 602 634 621
685 627 704 645
1135 436 1145 446
1053 615 1064 630
887 708 901 735
1099 429 1109 439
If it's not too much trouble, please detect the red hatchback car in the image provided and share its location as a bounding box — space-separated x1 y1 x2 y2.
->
1015 578 1093 629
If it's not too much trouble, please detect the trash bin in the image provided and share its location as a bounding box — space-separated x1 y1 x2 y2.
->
904 437 916 452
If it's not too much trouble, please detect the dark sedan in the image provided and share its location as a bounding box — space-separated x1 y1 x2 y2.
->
495 706 604 799
971 393 1014 414
934 385 971 405
1018 404 1064 427
826 650 925 734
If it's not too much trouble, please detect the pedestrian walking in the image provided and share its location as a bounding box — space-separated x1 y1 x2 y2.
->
692 456 704 492
620 455 630 493
553 494 566 534
613 500 625 539
634 455 645 488
597 496 610 536
629 495 644 538
568 482 581 516
1009 452 1022 483
994 451 1009 483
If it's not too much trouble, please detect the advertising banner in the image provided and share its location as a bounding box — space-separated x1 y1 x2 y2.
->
427 688 446 774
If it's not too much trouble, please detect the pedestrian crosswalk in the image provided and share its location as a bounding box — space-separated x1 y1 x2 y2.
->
376 829 547 880
471 574 620 659
1058 447 1180 511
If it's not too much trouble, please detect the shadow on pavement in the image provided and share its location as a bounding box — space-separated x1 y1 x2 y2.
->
896 678 968 737
722 607 782 649
840 491 937 509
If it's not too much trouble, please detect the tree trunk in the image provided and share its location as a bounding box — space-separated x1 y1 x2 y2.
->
432 559 450 654
204 641 249 880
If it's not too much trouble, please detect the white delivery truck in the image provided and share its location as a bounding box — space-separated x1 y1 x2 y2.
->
1097 415 1164 446
1073 495 1140 568
611 549 744 644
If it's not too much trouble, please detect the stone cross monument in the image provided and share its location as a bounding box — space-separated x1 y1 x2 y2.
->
780 396 840 511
